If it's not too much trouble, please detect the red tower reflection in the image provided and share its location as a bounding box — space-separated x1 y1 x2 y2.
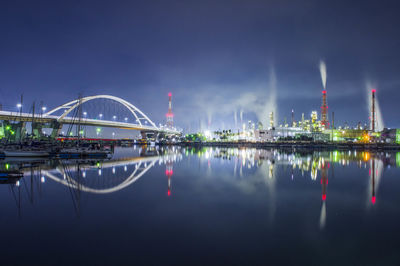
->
165 160 173 196
371 159 376 204
321 161 329 201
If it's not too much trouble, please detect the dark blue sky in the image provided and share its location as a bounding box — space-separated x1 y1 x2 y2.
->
0 0 399 131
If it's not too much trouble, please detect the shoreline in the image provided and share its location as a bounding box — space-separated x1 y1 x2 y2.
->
175 141 400 151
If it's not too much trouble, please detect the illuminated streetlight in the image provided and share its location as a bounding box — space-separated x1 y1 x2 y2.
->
16 103 22 108
124 117 128 122
83 112 87 116
113 115 117 120
42 106 47 112
99 114 103 119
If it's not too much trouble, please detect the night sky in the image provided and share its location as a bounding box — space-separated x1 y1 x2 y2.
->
1 0 399 131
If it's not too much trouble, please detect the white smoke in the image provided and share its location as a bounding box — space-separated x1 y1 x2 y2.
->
182 66 278 131
207 111 212 128
263 67 278 127
365 81 384 131
234 110 238 129
319 202 326 230
319 60 327 89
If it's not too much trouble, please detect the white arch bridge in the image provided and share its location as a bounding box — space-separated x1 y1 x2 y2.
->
0 95 180 137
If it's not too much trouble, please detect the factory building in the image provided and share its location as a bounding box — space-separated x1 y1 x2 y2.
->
330 129 369 142
255 127 309 141
379 128 400 144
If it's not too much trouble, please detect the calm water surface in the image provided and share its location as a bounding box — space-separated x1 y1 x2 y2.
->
0 146 399 265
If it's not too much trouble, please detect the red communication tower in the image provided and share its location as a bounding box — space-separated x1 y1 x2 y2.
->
166 92 174 128
321 90 329 129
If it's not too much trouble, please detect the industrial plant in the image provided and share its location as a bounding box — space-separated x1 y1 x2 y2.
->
185 80 399 146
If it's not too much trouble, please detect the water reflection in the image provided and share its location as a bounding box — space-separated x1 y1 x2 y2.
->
0 146 183 217
0 146 399 221
184 147 400 229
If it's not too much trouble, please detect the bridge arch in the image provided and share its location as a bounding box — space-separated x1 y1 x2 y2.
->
44 95 158 128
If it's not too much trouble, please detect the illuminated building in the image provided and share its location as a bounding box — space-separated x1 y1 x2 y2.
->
269 111 274 128
311 111 318 124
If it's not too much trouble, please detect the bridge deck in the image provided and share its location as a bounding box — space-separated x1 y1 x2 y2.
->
0 111 180 134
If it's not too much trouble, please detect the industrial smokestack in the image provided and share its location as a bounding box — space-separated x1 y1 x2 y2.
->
166 92 174 128
371 89 376 132
321 90 329 129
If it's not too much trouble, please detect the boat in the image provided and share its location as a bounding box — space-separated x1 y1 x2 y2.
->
3 150 50 157
57 146 112 159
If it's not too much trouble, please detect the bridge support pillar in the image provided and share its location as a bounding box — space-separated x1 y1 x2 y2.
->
30 121 62 140
0 121 5 139
2 121 26 142
50 121 62 139
140 131 159 141
32 122 43 139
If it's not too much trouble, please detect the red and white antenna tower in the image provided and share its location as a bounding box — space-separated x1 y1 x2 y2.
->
166 92 174 128
321 90 329 129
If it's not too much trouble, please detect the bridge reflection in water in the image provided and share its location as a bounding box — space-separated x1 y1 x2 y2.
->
0 146 182 217
0 147 398 221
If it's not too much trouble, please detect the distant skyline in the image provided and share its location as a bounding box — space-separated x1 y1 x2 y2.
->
1 0 399 131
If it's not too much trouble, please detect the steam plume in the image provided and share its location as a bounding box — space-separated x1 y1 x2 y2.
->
319 60 327 89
